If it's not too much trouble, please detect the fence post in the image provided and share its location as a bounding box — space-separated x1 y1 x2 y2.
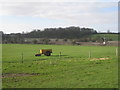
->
59 52 61 58
21 53 23 63
116 48 118 56
89 51 91 58
49 61 52 65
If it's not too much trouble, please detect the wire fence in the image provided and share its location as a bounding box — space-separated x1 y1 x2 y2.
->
2 48 118 64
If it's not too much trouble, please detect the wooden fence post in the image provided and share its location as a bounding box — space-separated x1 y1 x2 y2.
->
116 48 118 56
89 51 91 58
21 53 23 63
59 52 61 58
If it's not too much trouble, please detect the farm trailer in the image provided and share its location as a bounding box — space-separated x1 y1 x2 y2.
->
35 49 52 56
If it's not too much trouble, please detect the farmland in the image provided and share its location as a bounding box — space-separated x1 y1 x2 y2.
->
91 34 118 41
2 44 118 88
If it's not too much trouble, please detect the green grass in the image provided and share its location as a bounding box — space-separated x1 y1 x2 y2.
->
91 34 118 41
2 44 118 88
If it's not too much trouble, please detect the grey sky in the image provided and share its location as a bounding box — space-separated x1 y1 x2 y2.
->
0 0 118 34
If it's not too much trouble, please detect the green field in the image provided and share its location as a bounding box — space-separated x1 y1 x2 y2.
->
91 34 118 41
2 44 118 88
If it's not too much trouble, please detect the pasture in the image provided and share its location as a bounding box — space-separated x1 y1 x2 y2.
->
91 34 118 41
2 44 118 88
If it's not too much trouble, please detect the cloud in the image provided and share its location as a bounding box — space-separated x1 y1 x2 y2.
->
0 0 119 2
0 1 118 33
0 24 44 34
0 2 117 16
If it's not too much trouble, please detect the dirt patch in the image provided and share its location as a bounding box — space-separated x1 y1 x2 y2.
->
90 58 110 61
2 73 42 78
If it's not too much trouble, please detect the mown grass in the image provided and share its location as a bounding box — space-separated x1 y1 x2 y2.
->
2 44 118 88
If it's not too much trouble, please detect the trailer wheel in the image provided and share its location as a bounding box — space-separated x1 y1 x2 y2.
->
35 54 41 56
45 51 51 56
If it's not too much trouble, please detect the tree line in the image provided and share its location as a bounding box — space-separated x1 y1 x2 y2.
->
2 26 98 44
24 26 97 38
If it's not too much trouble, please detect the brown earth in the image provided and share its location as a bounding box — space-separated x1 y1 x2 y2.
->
90 58 110 61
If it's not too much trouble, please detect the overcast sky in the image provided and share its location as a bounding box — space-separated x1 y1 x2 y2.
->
0 0 118 34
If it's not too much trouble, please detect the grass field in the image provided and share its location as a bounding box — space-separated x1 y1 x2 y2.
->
91 34 118 41
2 44 118 88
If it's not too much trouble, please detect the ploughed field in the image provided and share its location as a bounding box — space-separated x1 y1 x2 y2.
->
2 44 118 88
